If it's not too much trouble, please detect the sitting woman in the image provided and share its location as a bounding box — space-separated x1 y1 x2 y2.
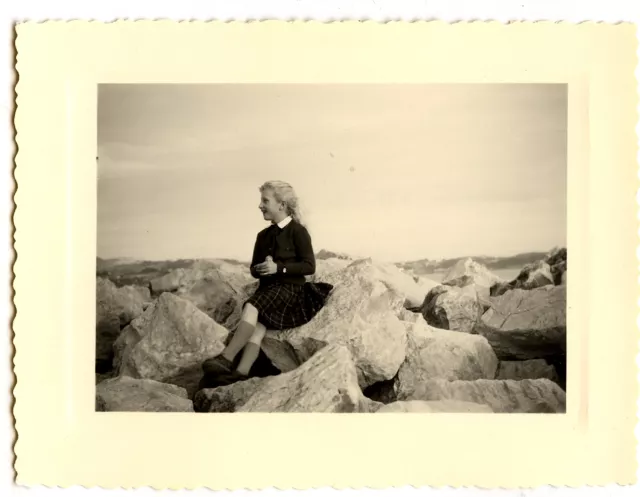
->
202 180 334 386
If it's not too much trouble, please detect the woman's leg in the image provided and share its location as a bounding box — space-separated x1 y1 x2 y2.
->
235 322 267 376
220 303 258 362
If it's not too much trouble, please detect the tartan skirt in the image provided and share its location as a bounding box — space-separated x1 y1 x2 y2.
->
244 281 334 331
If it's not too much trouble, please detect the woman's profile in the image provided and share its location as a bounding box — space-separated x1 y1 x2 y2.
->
201 180 334 387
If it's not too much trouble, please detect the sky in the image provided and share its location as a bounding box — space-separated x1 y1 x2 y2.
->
97 84 567 263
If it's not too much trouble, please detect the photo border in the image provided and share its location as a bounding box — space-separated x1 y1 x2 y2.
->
12 21 638 488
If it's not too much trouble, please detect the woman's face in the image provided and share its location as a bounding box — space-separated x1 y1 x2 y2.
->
259 190 283 221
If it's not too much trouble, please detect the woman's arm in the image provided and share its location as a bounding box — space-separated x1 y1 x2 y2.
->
249 234 262 279
276 225 316 276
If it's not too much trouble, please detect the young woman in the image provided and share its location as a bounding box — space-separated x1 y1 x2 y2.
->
201 180 334 387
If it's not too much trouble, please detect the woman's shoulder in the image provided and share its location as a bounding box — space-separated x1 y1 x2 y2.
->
256 225 273 238
289 219 310 235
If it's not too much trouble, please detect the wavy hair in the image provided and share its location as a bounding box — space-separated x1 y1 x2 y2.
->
259 180 305 227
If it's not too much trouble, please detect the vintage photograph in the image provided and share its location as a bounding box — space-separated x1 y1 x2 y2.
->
95 83 567 413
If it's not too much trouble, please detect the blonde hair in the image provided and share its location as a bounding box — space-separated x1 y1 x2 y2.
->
259 180 305 226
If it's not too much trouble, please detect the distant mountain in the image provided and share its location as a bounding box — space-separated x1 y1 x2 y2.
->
395 251 548 275
97 249 554 287
315 249 353 260
96 257 250 287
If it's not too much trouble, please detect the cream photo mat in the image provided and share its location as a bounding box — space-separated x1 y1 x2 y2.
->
12 21 638 488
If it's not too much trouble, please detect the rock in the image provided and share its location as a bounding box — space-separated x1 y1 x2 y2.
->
412 275 441 304
362 399 385 412
490 281 515 297
95 370 115 385
349 259 437 309
544 247 567 267
96 314 121 373
113 293 229 397
194 377 264 412
395 318 498 398
150 265 255 330
96 277 151 370
362 378 398 404
547 355 567 391
513 260 554 290
550 261 567 285
96 376 194 412
496 359 559 383
176 276 238 327
376 400 493 413
377 262 435 310
307 257 352 283
397 308 423 322
260 259 408 388
222 281 259 331
194 345 370 413
150 268 191 294
312 260 437 309
399 378 566 413
475 285 566 360
97 277 151 326
560 270 567 286
458 283 493 311
442 258 504 292
420 285 483 334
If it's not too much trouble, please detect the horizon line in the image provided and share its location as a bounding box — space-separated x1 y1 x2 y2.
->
96 246 563 264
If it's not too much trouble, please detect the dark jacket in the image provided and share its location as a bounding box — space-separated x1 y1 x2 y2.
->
250 219 316 286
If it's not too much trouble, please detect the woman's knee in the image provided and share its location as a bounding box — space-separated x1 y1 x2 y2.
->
248 322 267 345
242 303 259 324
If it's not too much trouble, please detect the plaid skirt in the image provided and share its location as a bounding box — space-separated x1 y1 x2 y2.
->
244 281 334 331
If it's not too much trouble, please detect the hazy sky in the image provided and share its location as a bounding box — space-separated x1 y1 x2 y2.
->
97 84 567 262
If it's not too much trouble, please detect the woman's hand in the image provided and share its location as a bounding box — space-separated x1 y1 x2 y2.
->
253 256 278 276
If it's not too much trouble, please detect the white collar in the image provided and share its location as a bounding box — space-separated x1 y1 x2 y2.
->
277 216 292 229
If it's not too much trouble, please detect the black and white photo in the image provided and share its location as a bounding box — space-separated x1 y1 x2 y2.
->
95 83 568 413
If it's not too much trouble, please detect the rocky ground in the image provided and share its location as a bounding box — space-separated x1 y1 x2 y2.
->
95 248 567 413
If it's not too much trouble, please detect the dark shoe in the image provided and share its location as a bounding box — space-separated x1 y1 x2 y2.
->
202 355 234 375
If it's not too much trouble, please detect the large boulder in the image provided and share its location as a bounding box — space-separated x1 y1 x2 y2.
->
113 293 229 397
496 359 559 383
344 259 437 309
96 376 193 412
474 285 566 360
221 281 260 331
307 257 352 283
176 276 240 328
96 277 151 370
412 275 441 306
513 260 554 290
442 258 503 292
420 285 483 334
97 277 150 327
150 268 192 293
398 378 566 413
260 259 408 388
544 247 567 267
396 308 423 322
150 265 255 330
194 344 371 413
376 399 493 413
395 317 498 398
490 280 515 297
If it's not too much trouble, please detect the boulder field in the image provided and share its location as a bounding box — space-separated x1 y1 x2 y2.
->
96 250 567 413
